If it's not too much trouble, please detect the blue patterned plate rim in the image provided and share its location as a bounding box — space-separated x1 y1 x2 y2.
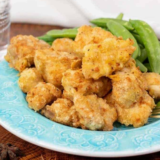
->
0 57 160 157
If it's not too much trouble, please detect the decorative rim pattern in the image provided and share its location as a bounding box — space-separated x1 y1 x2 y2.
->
0 60 160 157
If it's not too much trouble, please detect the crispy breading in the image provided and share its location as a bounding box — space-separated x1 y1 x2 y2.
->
75 25 114 45
109 73 144 108
105 60 155 127
41 98 79 127
18 68 44 93
26 82 62 111
106 92 155 127
143 72 160 99
62 69 111 101
52 38 78 55
116 58 148 90
34 48 81 89
52 26 115 58
82 37 135 79
73 93 117 131
5 35 50 72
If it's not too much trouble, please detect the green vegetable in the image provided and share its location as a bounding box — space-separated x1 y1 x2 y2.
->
138 44 144 49
130 20 160 73
144 63 152 72
137 48 147 62
132 33 144 45
107 20 140 59
47 28 78 38
131 29 138 34
90 18 134 31
38 35 55 42
156 101 160 107
135 59 148 72
47 42 53 45
116 13 124 20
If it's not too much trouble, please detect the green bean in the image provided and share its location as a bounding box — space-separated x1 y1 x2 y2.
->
47 42 53 45
138 44 144 49
132 33 144 45
130 20 160 73
47 28 78 38
144 63 152 72
101 27 109 31
156 101 160 107
107 20 140 59
116 13 124 20
135 59 148 72
38 35 55 42
90 18 134 31
131 29 138 34
137 48 147 62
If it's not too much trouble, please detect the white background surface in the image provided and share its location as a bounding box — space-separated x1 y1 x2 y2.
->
10 0 160 26
10 0 160 38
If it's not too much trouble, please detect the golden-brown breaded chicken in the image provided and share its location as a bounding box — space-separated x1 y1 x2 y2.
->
62 69 111 101
18 68 44 93
75 25 114 46
105 60 155 127
52 26 114 58
110 73 145 108
34 48 81 89
106 92 155 127
5 35 50 72
52 38 78 55
73 93 117 131
41 98 79 127
143 72 160 99
82 37 135 79
116 58 148 90
26 82 62 111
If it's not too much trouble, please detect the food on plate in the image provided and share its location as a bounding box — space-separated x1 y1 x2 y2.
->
47 28 78 39
107 20 140 59
90 18 134 30
18 68 44 93
41 98 79 127
106 92 155 127
62 69 111 101
5 35 50 72
143 72 160 99
5 12 160 131
26 82 62 111
82 37 135 79
34 48 81 89
105 59 155 127
52 26 114 58
116 13 124 20
130 20 160 74
73 93 117 131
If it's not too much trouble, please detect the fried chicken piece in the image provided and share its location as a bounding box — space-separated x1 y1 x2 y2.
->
110 73 144 108
73 93 117 131
52 38 78 55
5 35 50 72
18 68 44 93
105 60 155 127
143 72 160 99
82 37 135 79
41 98 79 127
34 48 81 89
52 26 114 58
62 69 111 101
26 82 62 111
106 92 155 127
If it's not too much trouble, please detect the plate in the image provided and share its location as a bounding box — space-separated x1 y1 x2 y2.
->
1 56 160 157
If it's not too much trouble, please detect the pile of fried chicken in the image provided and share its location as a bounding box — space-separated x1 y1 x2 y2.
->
5 26 160 131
